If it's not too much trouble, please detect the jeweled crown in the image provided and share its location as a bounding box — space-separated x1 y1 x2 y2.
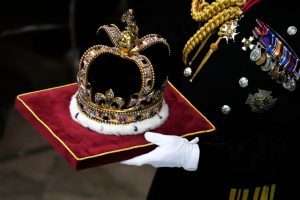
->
75 9 170 125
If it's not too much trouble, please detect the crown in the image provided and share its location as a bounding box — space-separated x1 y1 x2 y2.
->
72 9 170 134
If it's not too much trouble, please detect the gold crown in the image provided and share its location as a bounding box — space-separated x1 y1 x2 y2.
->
76 9 170 125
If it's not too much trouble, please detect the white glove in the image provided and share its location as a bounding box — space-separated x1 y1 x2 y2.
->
121 132 200 171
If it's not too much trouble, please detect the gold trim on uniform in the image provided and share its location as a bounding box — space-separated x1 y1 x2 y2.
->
229 184 276 200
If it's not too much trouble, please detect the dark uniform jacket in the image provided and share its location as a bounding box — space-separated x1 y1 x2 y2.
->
146 0 300 199
75 0 300 199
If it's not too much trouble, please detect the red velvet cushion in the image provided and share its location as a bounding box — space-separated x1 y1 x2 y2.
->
15 82 215 170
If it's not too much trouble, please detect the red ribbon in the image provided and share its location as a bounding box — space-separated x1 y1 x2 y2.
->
255 19 267 36
242 0 262 13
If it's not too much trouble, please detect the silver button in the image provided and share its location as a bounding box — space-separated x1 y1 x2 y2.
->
239 77 249 88
221 105 231 115
287 26 297 35
183 67 192 77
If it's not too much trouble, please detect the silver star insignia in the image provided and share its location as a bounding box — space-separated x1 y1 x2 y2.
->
245 89 277 113
221 23 239 44
241 36 255 51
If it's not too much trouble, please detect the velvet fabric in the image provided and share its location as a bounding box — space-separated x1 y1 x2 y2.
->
15 82 215 170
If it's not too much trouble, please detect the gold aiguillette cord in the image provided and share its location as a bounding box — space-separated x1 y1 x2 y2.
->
188 33 213 67
189 36 222 82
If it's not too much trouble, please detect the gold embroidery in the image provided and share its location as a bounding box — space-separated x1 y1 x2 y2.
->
260 185 269 200
229 185 276 200
270 184 276 200
229 188 237 200
242 189 249 200
253 187 261 200
237 189 242 200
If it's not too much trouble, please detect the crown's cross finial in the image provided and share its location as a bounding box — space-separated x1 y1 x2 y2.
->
121 9 139 35
119 9 139 50
121 9 134 24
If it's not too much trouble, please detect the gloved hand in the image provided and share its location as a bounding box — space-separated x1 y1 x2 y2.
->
121 132 200 171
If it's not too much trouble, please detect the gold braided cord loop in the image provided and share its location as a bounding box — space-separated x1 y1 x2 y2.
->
183 6 242 65
191 0 245 21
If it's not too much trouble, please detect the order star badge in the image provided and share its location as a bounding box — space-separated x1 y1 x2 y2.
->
245 89 277 113
220 22 239 43
241 36 255 51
